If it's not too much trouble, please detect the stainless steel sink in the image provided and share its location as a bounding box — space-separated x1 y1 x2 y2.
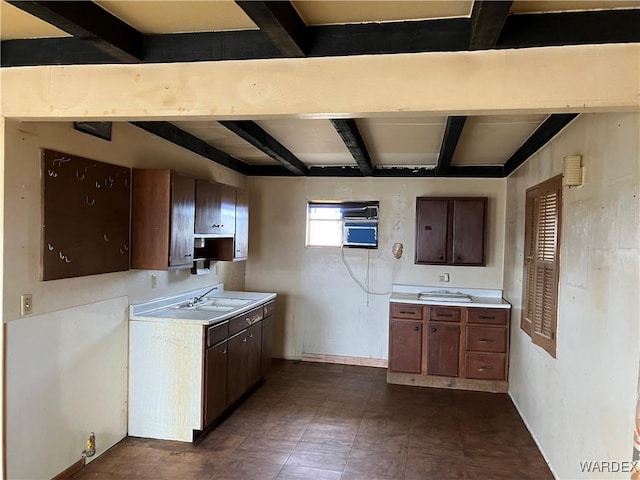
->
201 298 253 308
418 291 473 302
196 305 235 312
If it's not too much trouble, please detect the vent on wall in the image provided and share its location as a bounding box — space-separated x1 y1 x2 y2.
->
563 155 583 186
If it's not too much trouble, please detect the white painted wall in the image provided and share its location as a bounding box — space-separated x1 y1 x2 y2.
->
246 176 506 360
503 112 640 479
3 120 247 480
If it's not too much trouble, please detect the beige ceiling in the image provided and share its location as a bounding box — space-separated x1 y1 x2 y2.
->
256 119 352 166
96 0 257 34
357 117 446 167
292 1 473 25
170 114 550 169
0 1 69 40
452 114 547 166
512 0 640 13
172 121 277 165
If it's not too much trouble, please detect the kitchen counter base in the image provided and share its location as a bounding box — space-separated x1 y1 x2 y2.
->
387 371 508 394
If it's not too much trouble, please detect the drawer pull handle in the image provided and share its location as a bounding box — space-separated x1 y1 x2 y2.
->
437 314 453 317
479 316 496 320
478 338 495 343
399 311 416 315
477 365 494 371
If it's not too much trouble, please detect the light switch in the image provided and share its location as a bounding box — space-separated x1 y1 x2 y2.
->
21 294 33 316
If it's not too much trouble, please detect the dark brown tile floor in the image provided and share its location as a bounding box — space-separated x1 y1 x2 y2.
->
71 360 553 480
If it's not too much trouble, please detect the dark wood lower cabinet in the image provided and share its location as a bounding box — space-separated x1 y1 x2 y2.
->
261 315 274 376
226 330 250 405
426 322 460 377
388 302 511 392
247 322 262 387
204 341 227 427
389 319 423 373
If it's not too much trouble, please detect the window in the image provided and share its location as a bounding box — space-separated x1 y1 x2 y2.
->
521 175 562 357
306 205 343 247
306 201 379 248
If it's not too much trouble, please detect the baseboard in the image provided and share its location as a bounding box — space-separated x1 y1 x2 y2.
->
387 371 508 393
508 391 558 480
51 458 84 480
301 353 387 368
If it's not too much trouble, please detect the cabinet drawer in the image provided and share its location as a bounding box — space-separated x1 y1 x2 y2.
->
429 307 460 322
390 303 422 320
467 308 508 325
465 326 507 353
263 301 275 318
229 306 264 335
207 321 229 347
464 353 506 380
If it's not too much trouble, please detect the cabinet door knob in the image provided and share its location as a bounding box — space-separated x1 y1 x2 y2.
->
241 338 247 343
221 349 227 354
431 327 437 332
249 333 253 338
413 326 420 331
439 256 444 260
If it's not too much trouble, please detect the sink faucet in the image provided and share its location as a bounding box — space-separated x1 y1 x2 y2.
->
191 285 220 306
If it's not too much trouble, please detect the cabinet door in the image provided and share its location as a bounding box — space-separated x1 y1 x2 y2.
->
227 331 249 405
389 319 423 373
427 322 460 377
204 341 227 427
131 169 171 270
452 198 486 266
415 198 449 264
261 315 273 376
195 180 221 235
234 189 249 260
220 185 236 236
247 322 262 387
169 173 195 267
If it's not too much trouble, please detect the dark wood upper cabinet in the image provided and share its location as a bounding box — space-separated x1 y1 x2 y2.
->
131 169 195 269
195 181 236 236
169 173 196 267
415 197 487 266
234 189 249 260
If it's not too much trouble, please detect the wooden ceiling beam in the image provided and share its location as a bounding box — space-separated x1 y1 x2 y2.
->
220 121 309 176
6 0 143 63
3 9 639 66
498 9 640 48
469 0 513 50
503 114 579 176
435 116 467 176
130 122 251 175
330 119 374 176
234 1 307 57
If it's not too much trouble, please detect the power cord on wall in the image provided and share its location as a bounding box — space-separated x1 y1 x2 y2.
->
340 246 391 297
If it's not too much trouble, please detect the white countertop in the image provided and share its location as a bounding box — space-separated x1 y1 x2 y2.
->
129 284 277 326
390 284 511 309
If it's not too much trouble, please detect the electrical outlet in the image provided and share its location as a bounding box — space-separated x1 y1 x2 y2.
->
151 274 157 289
21 294 33 316
439 273 450 283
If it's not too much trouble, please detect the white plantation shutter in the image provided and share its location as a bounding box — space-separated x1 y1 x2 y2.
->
521 175 561 357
